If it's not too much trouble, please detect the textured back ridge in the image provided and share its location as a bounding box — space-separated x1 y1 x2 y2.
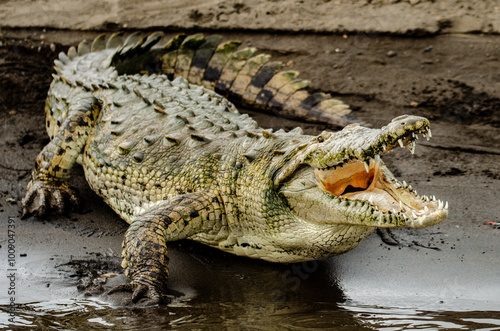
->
60 32 354 127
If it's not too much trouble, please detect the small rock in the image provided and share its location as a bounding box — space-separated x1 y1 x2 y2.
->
50 43 56 52
217 13 229 22
424 46 433 52
6 197 16 204
387 50 397 57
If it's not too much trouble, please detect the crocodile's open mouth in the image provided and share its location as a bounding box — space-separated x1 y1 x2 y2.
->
279 117 448 228
313 155 446 218
311 131 448 226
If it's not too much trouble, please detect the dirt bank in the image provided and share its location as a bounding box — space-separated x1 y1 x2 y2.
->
1 0 499 34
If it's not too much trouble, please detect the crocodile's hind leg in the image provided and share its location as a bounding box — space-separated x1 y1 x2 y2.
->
22 94 100 217
109 192 223 304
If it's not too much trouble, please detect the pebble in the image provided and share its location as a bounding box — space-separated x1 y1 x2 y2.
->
386 50 397 57
218 13 229 22
424 46 433 52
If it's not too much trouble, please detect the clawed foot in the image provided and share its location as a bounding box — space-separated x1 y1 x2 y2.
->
22 180 80 218
108 280 164 305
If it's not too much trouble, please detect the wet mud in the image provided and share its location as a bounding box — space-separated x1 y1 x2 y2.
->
0 27 499 329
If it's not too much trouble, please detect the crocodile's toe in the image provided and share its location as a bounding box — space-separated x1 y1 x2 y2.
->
22 181 80 218
108 281 163 305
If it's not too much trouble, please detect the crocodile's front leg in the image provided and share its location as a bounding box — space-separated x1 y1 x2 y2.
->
22 94 100 217
109 192 223 304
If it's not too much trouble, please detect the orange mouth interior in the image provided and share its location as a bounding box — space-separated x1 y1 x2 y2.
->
315 160 378 198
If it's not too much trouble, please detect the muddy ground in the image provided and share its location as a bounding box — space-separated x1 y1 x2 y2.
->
1 0 499 34
0 1 499 329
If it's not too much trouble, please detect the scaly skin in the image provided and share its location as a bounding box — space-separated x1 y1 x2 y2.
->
22 32 448 304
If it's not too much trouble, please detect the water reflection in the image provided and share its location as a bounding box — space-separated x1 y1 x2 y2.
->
2 299 500 330
1 242 499 329
341 303 500 330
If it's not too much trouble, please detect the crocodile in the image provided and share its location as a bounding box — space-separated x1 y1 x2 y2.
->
21 32 448 303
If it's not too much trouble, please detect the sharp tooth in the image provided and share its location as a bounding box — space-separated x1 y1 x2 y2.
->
438 200 443 209
408 185 413 191
412 211 418 219
408 141 416 154
383 145 387 151
412 132 416 138
364 160 370 173
428 128 432 138
403 180 408 188
432 195 436 201
398 139 404 147
368 195 374 204
424 206 429 213
445 201 449 209
399 201 403 209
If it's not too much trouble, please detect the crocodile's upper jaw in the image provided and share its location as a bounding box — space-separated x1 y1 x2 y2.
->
279 115 449 229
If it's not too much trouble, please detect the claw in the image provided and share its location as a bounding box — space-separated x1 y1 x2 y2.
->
108 282 136 294
132 284 150 303
109 281 162 304
21 181 80 218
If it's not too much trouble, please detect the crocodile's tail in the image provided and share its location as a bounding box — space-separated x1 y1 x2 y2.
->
65 31 355 127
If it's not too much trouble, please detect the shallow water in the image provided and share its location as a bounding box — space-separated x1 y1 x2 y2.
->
1 224 500 330
2 245 500 330
2 298 500 330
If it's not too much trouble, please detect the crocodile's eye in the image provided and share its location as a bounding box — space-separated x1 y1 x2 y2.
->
317 136 324 143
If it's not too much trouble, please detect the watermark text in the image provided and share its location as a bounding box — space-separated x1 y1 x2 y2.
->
6 216 17 323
